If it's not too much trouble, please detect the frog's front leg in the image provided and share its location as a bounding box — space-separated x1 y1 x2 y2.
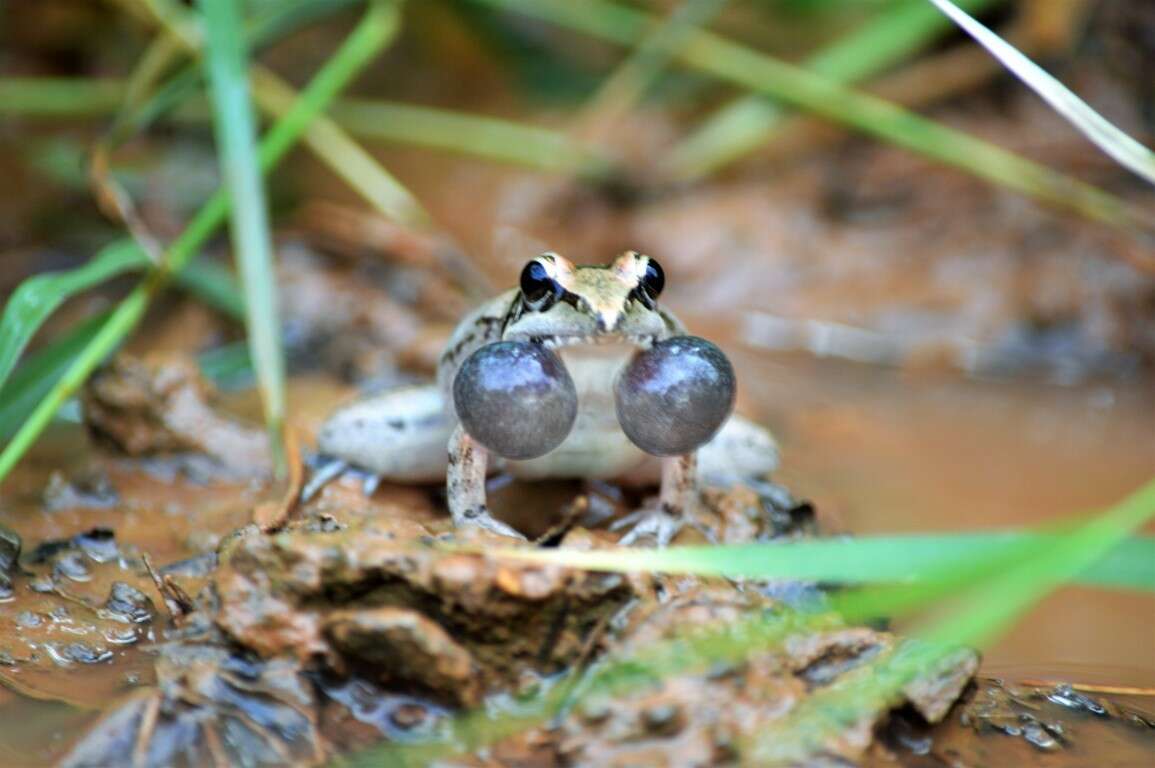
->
447 424 526 539
616 453 697 546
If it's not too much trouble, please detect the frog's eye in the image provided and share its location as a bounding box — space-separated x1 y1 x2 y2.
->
615 336 735 456
454 341 577 460
520 260 564 310
635 257 665 308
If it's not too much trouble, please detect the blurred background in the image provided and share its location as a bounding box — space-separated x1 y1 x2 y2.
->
0 0 1153 755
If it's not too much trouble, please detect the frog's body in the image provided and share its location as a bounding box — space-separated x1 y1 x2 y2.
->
316 252 779 542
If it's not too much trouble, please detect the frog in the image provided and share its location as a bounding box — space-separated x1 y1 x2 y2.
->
313 251 779 544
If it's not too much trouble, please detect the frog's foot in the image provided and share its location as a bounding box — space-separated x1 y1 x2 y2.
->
457 505 527 540
613 505 684 547
300 456 386 503
613 453 699 547
300 456 350 502
448 425 526 540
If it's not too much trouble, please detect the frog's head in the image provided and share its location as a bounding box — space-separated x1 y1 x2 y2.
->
503 251 670 347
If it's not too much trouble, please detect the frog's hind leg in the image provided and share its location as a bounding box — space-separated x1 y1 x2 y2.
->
616 453 697 546
305 385 453 501
447 425 526 539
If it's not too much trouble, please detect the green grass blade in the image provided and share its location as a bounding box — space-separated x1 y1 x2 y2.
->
0 1 401 486
251 68 430 228
578 0 730 139
928 0 1155 186
473 0 1148 233
0 312 111 440
331 99 604 174
0 78 127 116
173 260 246 318
0 79 603 178
198 0 287 474
132 0 429 230
485 532 1155 591
667 0 1001 178
0 242 148 392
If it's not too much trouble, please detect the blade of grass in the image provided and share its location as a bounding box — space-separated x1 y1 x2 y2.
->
483 532 1155 591
0 259 243 440
0 78 601 178
0 78 127 116
0 241 148 391
249 68 430 228
576 0 730 144
198 0 287 474
927 0 1155 186
472 0 1151 234
130 0 431 229
0 0 402 486
0 312 111 440
330 99 604 174
667 0 1001 179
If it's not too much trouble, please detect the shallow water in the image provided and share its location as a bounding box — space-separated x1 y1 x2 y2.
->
735 351 1155 684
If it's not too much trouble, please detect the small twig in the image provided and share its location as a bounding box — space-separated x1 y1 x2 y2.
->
255 426 304 533
142 553 194 620
132 694 162 768
532 496 588 546
202 721 230 768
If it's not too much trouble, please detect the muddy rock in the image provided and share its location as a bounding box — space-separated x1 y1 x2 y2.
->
540 590 978 767
324 606 482 707
0 524 20 600
101 581 156 625
59 641 323 768
213 517 632 694
82 353 269 474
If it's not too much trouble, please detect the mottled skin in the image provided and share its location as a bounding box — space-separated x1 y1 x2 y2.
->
317 251 779 543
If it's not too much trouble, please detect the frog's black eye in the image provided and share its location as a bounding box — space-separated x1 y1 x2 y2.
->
636 258 665 308
520 260 563 309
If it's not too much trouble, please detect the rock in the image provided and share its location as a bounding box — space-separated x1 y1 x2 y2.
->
0 524 20 600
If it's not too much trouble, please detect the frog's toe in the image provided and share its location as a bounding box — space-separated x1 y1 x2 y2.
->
459 507 527 541
300 457 350 502
614 507 683 547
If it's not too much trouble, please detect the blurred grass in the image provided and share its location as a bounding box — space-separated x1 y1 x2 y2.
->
667 0 1002 179
0 78 600 176
575 0 731 144
487 531 1155 591
928 0 1155 186
0 242 146 391
474 0 1149 233
198 0 287 474
0 0 402 486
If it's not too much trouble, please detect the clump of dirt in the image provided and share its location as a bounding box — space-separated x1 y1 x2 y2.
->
82 352 269 476
49 482 977 766
213 518 632 704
